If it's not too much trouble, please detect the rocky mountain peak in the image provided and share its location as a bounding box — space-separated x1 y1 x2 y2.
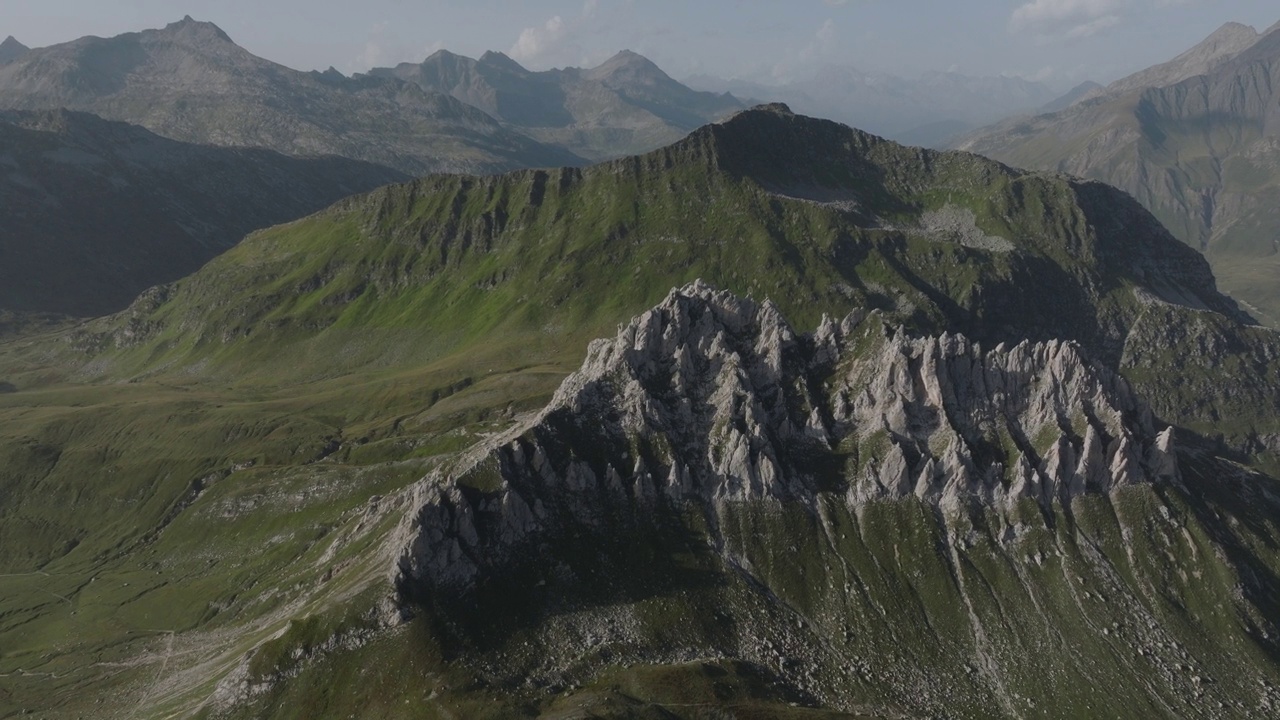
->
1232 21 1280 65
423 48 464 64
477 50 526 73
1204 21 1261 46
157 15 234 45
1103 19 1261 94
587 49 672 85
691 103 883 186
391 282 1181 593
0 35 28 64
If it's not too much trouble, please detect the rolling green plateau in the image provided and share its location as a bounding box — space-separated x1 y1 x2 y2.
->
957 20 1280 327
2 105 1280 718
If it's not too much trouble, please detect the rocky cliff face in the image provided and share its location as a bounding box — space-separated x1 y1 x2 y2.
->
376 284 1279 717
393 282 1181 594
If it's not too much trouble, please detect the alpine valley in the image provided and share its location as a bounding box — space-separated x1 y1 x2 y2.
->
2 96 1280 719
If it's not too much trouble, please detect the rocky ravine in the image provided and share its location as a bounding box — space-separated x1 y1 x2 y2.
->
381 282 1278 717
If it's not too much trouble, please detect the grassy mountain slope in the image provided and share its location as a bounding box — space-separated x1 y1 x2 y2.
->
0 109 406 318
368 49 745 161
2 106 1279 717
956 21 1280 326
0 17 582 175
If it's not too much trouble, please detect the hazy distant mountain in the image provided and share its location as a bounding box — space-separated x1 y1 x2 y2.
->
0 36 27 64
1038 80 1102 113
0 109 405 317
685 67 1060 148
1100 21 1262 97
957 20 1280 325
368 49 746 160
0 17 582 175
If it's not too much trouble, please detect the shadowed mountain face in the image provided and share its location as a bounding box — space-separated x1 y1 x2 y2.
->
957 21 1280 326
368 49 746 161
0 109 406 317
3 107 1280 719
0 17 583 175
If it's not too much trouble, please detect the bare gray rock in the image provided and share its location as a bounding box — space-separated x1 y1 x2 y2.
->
391 281 1180 595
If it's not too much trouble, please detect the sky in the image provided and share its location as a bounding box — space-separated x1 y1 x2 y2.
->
3 1 1278 89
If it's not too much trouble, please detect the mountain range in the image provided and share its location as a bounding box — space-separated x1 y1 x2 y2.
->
0 109 405 318
687 67 1063 148
368 49 746 161
957 20 1280 326
0 17 581 175
3 105 1279 718
0 18 767 324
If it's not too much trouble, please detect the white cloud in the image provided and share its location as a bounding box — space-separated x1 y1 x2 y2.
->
1009 0 1126 38
815 18 837 45
354 21 392 71
350 20 431 72
1009 0 1198 39
509 0 609 68
771 18 839 82
510 15 568 64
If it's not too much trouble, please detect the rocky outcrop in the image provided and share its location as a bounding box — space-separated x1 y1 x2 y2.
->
392 282 1182 594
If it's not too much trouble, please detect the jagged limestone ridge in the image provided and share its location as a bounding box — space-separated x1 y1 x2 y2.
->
392 281 1181 593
